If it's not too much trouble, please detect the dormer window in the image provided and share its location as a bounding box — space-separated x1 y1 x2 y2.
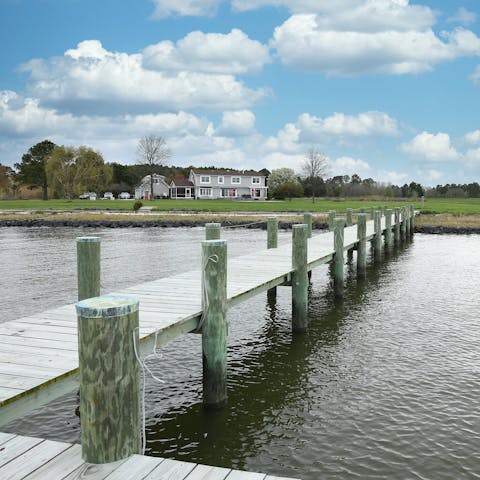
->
231 176 241 184
200 175 211 184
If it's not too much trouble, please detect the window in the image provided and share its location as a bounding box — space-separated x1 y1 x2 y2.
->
218 176 224 184
252 177 261 185
222 188 237 198
251 188 261 198
200 176 211 184
231 176 241 184
199 188 212 197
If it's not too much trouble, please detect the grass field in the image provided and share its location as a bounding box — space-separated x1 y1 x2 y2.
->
1 197 480 214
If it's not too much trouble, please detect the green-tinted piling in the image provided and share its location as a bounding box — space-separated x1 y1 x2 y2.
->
357 214 367 275
77 237 100 302
333 218 345 297
370 206 375 220
292 224 308 333
267 217 278 301
328 210 336 231
385 209 393 248
205 223 221 240
201 239 228 409
76 294 141 464
359 207 365 214
394 208 401 244
410 205 415 234
401 207 407 240
373 210 382 260
406 207 411 237
304 212 313 238
346 208 353 227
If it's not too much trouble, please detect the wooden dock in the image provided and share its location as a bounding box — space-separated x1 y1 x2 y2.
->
0 206 415 478
0 432 299 479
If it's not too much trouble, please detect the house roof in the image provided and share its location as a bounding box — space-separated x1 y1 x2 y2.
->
171 178 194 187
191 168 265 177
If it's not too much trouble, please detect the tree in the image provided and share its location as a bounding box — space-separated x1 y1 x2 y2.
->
0 164 14 198
15 140 56 200
46 146 112 199
137 135 171 200
267 168 302 199
301 147 328 203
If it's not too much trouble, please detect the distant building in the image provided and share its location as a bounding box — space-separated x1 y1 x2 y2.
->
170 177 195 199
187 168 268 200
134 174 170 200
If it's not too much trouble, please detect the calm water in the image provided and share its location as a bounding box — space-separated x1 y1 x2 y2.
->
1 227 480 480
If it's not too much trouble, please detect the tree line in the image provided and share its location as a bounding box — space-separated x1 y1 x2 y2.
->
1 139 479 200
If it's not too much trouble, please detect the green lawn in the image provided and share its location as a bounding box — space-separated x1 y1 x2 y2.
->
1 197 480 214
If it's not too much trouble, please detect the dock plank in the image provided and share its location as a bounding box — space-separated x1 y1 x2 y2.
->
0 435 44 468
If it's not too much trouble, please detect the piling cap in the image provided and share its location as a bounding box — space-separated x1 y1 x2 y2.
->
76 236 100 243
76 294 139 318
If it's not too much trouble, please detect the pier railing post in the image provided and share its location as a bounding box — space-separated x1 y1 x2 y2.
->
401 206 407 240
406 207 411 237
346 208 353 227
202 239 228 408
267 217 279 302
374 210 382 260
333 218 345 297
328 210 336 231
410 205 415 234
205 223 221 240
357 214 367 275
292 224 308 333
385 208 393 248
304 212 313 238
394 208 401 244
77 237 100 302
76 294 141 464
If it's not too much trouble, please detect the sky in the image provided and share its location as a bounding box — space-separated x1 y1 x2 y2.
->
1 0 480 185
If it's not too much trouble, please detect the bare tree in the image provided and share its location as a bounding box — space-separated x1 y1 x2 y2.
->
137 135 171 200
302 147 329 203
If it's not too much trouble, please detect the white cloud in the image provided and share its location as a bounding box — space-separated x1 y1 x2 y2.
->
218 110 256 136
447 7 477 26
150 0 221 18
465 148 480 165
427 169 443 180
272 14 480 75
401 132 460 162
298 111 399 139
143 29 270 75
262 152 305 172
376 170 409 184
464 129 480 145
469 65 480 84
20 40 268 114
331 156 371 175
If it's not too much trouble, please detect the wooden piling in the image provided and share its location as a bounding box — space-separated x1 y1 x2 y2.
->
385 208 393 248
267 217 278 301
370 206 375 220
205 223 221 240
292 224 308 333
374 210 382 260
77 237 101 302
410 205 415 234
401 206 407 240
346 208 353 227
328 210 336 231
357 213 367 275
333 218 345 297
76 294 141 464
201 239 228 408
394 208 401 244
303 212 313 238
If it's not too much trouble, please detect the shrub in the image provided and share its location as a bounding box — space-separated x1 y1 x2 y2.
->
133 200 143 212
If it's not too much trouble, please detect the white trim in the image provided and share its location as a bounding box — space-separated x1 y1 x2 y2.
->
252 177 261 185
231 176 241 184
200 175 211 184
218 176 224 184
199 187 212 197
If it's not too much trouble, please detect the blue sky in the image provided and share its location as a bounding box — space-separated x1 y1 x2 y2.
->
1 0 480 185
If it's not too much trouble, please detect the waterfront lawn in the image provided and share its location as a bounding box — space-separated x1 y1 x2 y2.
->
1 197 480 215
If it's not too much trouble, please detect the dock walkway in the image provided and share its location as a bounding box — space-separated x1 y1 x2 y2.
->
0 216 389 425
0 432 299 480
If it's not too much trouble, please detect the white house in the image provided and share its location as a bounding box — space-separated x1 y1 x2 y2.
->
134 174 170 200
186 169 268 200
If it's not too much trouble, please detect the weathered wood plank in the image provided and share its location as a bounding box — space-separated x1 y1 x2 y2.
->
185 464 231 480
0 435 44 468
24 444 84 479
226 471 266 480
144 458 197 479
100 454 164 479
